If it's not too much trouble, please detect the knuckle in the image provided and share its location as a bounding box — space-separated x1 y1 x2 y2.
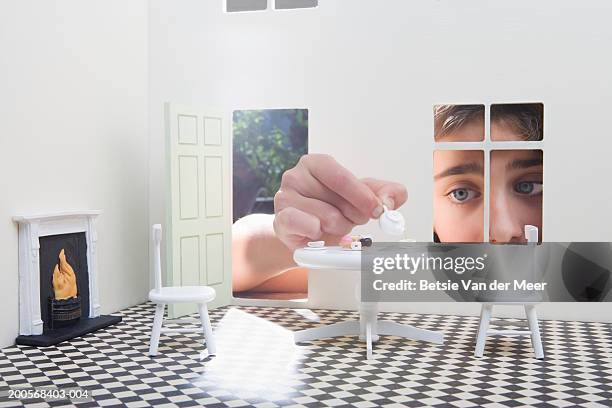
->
367 195 380 210
321 210 347 233
297 155 309 166
318 154 336 167
328 168 349 191
325 210 342 226
273 190 289 212
275 208 293 231
339 203 368 225
308 153 335 168
352 211 370 225
280 169 298 188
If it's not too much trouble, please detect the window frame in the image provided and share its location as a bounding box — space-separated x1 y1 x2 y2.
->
433 103 544 243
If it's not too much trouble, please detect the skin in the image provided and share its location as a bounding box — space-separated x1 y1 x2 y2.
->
490 149 543 243
434 121 543 243
433 150 484 242
439 119 485 142
232 154 408 293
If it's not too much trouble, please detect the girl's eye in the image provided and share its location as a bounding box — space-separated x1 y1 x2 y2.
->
514 181 543 196
447 188 480 204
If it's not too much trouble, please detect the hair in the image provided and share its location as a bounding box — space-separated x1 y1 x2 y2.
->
434 103 543 141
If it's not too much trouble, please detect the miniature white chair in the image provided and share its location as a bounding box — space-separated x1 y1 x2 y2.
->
474 225 544 359
148 224 216 357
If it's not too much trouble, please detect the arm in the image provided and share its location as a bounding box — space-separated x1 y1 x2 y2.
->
232 213 298 292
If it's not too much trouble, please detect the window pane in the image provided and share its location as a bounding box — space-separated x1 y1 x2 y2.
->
232 109 309 301
226 0 267 12
489 149 543 243
434 104 484 142
490 103 543 141
433 150 484 242
275 0 318 9
232 109 308 221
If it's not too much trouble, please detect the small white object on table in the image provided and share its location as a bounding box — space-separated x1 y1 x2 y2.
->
293 246 445 360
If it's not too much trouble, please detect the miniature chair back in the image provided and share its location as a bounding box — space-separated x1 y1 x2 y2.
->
525 225 538 245
152 224 163 292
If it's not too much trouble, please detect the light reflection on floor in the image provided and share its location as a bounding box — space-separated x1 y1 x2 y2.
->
195 308 305 400
293 308 321 322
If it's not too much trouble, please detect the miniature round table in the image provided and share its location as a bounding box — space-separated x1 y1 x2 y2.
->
293 246 445 359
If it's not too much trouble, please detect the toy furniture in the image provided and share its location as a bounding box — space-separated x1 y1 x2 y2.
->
474 225 544 359
148 224 217 357
293 247 444 360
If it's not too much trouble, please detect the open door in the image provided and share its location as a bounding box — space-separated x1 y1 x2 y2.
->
165 103 232 317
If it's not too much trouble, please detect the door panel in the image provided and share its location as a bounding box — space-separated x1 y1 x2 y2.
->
179 235 200 286
165 103 232 317
178 155 200 220
204 156 224 217
205 233 225 285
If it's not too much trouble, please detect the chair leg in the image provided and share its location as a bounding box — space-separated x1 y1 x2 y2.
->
474 304 493 357
149 303 165 356
198 303 216 355
525 304 544 359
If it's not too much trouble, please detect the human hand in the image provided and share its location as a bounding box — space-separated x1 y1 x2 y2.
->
273 154 408 250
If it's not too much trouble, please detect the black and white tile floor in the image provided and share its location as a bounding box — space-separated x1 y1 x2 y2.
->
1 303 611 407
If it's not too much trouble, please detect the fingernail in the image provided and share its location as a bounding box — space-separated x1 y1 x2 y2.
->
372 204 384 218
382 197 394 210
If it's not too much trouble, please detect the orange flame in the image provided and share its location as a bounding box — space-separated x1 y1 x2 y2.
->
52 249 77 300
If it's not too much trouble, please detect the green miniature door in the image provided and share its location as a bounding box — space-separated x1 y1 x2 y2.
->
165 103 232 317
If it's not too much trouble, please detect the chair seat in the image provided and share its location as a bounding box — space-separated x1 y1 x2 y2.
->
149 286 216 304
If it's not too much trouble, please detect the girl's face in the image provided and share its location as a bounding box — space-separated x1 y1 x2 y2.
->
434 122 543 243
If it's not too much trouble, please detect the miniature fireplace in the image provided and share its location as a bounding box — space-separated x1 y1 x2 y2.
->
40 236 87 330
14 211 121 346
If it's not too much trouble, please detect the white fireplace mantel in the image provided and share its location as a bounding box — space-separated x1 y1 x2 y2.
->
14 210 102 336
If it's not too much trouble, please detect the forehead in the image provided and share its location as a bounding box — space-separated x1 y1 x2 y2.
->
438 121 525 142
435 119 484 142
433 150 483 171
491 149 543 163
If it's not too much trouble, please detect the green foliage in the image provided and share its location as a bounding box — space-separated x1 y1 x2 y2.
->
233 109 308 196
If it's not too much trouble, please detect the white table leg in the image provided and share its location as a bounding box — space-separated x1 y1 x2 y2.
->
294 320 361 343
359 302 379 342
366 322 373 360
377 321 445 344
525 304 544 359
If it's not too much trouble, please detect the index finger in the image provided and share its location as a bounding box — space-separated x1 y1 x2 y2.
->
361 178 408 210
300 154 383 218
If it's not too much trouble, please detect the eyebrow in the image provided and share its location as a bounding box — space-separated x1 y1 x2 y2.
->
507 157 543 170
434 162 483 180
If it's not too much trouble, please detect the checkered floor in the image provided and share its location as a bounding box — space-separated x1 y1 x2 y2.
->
1 303 611 407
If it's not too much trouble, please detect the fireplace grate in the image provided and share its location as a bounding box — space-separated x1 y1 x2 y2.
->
48 296 81 329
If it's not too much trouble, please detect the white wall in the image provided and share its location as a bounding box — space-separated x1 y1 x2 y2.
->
0 0 149 348
148 0 612 321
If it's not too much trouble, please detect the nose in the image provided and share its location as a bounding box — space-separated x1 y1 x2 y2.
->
490 194 525 244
